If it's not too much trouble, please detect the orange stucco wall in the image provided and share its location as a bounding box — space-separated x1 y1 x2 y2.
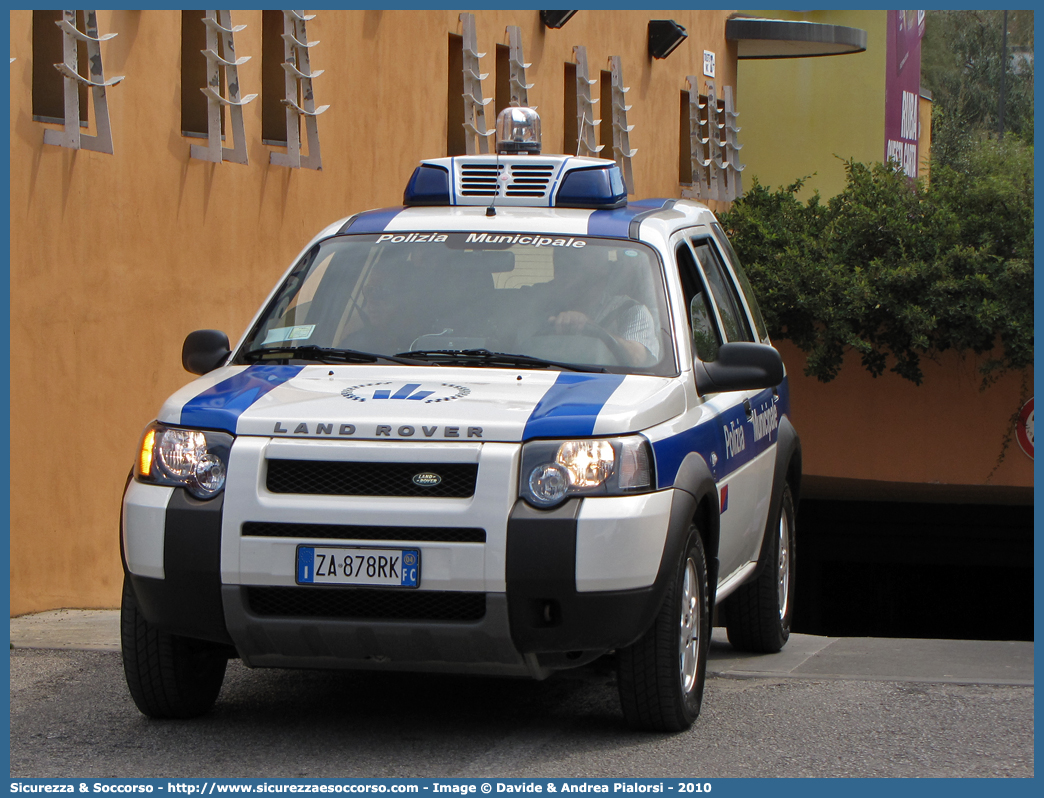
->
777 340 1033 491
9 9 739 615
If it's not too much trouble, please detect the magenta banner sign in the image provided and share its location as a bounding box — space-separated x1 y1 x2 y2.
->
885 10 925 177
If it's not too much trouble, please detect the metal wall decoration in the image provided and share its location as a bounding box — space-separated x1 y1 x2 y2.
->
505 25 534 109
572 45 602 157
191 11 257 165
704 80 724 202
43 10 124 154
683 79 744 203
270 10 328 170
607 56 636 194
684 75 711 200
721 85 744 199
460 13 493 154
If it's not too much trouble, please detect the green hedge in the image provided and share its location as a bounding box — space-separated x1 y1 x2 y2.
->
718 141 1033 386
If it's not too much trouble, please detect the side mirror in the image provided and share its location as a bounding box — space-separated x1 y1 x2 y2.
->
183 330 231 375
694 342 784 395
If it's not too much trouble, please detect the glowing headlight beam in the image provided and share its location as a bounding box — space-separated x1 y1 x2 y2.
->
556 440 615 488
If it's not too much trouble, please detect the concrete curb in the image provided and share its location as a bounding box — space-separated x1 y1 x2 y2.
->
10 610 1034 686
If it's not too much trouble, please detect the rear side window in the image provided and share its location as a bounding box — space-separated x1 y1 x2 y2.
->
711 223 769 341
676 242 721 362
690 240 754 343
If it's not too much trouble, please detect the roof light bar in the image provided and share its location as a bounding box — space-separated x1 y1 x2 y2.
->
402 109 627 210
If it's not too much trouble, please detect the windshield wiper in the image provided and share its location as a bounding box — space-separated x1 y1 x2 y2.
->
393 348 608 373
241 345 425 366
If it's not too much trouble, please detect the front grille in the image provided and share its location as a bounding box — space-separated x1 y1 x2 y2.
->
457 162 557 199
247 586 486 622
266 460 478 498
242 522 485 543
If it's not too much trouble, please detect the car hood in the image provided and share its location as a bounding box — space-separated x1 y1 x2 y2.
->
157 364 686 442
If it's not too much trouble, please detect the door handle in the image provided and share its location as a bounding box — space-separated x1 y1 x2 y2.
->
744 398 753 420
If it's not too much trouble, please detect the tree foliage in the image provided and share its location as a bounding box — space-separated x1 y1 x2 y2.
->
922 10 1034 169
718 143 1033 386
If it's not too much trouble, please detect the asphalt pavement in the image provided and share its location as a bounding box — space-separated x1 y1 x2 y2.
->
8 610 1035 778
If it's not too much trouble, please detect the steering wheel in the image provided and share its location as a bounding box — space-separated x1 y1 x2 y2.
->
581 320 631 365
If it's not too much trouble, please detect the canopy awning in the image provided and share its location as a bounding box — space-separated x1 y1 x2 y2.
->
726 17 867 59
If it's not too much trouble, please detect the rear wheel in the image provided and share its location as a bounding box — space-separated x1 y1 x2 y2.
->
617 526 709 731
725 483 796 653
121 576 227 718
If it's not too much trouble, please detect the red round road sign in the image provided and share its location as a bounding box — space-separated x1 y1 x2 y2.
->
1016 398 1033 459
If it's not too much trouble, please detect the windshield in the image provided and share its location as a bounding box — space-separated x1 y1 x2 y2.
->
236 233 676 376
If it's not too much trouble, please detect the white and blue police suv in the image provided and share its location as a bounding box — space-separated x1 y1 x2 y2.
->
121 108 800 731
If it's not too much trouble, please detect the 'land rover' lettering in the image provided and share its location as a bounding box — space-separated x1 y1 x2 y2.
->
270 422 473 439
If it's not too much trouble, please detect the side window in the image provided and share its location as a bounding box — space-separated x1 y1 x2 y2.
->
711 222 769 341
690 239 754 343
676 242 721 362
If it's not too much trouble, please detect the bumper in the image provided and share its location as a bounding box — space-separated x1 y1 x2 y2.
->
121 450 695 673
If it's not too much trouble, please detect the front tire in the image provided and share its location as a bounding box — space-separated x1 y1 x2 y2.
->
725 483 796 653
617 526 709 732
121 576 228 719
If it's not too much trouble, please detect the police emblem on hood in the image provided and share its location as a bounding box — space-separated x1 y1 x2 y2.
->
341 382 471 404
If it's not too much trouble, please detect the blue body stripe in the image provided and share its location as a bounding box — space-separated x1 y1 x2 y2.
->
587 199 673 239
523 373 625 440
652 423 720 489
343 207 405 233
652 378 792 489
180 365 304 433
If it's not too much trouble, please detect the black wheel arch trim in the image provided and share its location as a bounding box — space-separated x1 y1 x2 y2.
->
669 452 722 620
748 416 801 582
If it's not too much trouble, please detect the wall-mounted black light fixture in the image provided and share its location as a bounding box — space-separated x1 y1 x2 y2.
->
540 10 578 29
648 19 688 59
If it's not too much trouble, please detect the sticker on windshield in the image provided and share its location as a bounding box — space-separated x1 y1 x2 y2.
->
262 325 316 344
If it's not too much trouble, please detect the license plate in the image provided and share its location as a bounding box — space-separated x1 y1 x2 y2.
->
296 546 420 588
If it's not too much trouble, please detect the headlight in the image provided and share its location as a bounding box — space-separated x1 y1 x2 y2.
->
520 435 654 508
134 422 233 499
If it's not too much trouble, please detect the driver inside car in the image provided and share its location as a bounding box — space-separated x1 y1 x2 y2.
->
337 247 432 354
547 246 661 367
